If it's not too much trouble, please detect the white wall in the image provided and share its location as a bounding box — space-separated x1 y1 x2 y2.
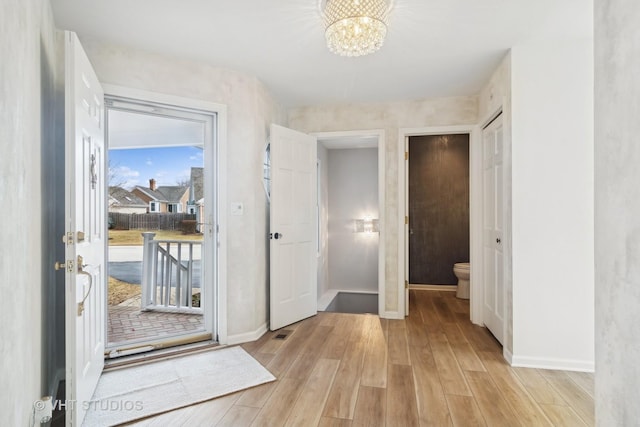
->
289 96 478 314
0 0 62 423
595 0 640 423
79 39 287 341
327 148 379 293
510 36 594 369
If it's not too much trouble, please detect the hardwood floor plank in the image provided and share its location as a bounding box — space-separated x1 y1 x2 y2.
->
323 326 367 419
236 381 278 408
352 386 386 427
361 316 388 388
284 359 340 426
478 351 552 426
538 370 595 426
387 364 420 426
266 319 321 377
252 378 305 426
445 395 484 427
429 331 472 396
216 405 260 426
539 403 588 427
432 295 456 323
409 345 452 426
456 321 501 353
318 417 353 427
441 323 486 372
286 325 334 380
564 371 595 398
512 367 567 405
388 320 411 365
172 393 241 427
320 315 356 360
464 371 522 427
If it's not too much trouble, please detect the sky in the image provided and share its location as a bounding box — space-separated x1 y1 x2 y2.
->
109 146 203 190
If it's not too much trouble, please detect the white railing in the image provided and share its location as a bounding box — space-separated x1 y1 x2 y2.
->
141 232 203 313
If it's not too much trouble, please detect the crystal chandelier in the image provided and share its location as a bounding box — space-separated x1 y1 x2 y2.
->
322 0 391 57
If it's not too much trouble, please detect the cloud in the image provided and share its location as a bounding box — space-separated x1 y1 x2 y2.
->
117 166 140 177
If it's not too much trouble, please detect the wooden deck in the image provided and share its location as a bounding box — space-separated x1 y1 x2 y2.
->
108 305 204 345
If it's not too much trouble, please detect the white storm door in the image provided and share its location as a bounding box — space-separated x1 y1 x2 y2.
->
269 124 318 330
482 114 504 344
64 32 106 426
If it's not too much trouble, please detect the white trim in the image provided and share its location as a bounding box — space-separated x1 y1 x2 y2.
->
312 129 387 318
510 355 595 373
409 284 457 292
381 311 404 320
503 347 514 364
103 84 229 346
226 323 268 346
398 125 480 323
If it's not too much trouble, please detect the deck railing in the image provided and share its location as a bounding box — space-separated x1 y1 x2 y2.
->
141 232 203 313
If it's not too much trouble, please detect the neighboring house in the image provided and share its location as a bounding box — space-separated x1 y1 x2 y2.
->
132 178 189 213
108 186 147 214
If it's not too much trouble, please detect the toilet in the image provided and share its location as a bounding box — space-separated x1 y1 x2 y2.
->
453 262 470 299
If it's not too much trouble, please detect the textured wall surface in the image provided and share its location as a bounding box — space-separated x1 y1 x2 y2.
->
289 96 478 313
327 148 379 292
0 0 60 423
595 0 640 423
80 39 287 338
408 134 470 285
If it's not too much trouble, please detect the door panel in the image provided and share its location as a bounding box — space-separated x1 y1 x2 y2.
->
270 125 317 330
64 32 106 425
482 114 504 344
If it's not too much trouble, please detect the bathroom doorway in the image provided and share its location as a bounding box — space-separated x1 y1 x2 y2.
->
408 134 470 286
314 131 385 316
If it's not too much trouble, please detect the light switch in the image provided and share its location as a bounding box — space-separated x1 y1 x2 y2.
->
231 202 244 216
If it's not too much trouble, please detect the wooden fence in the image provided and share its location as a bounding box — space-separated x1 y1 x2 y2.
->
109 212 197 231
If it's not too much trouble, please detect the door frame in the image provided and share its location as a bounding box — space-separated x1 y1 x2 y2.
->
101 84 229 344
312 129 387 318
398 124 482 323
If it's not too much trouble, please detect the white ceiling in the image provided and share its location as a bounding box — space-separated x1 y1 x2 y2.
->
50 0 590 108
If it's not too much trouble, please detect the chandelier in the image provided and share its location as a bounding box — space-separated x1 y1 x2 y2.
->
322 0 391 57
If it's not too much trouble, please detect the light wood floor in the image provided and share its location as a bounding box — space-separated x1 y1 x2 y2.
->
128 290 594 426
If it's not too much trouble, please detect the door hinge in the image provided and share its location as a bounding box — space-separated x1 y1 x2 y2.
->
405 216 409 225
62 231 85 245
405 151 408 160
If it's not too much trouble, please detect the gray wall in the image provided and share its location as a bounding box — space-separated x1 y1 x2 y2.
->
327 148 378 292
408 134 470 284
0 0 64 423
595 0 640 423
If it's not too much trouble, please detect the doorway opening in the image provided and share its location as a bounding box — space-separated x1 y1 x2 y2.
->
104 96 217 356
407 134 470 288
315 132 385 316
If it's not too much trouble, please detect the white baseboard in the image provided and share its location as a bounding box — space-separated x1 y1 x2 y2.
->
503 348 514 364
510 354 595 372
226 323 268 346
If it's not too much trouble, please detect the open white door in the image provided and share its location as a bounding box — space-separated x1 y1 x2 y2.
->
482 114 504 344
64 32 106 425
269 125 318 330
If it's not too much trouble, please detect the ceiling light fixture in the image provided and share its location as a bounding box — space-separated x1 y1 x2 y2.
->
321 0 392 57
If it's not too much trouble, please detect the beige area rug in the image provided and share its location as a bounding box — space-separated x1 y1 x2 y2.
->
82 346 275 426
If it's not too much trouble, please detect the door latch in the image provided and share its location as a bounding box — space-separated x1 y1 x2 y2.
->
54 259 75 273
62 231 85 245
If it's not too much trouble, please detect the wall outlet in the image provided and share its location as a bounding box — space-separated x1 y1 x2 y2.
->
231 202 244 216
